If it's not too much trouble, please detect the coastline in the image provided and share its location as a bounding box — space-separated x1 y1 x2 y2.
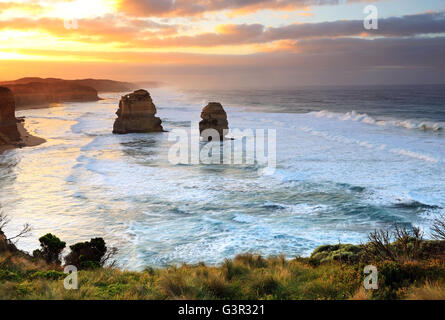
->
15 102 61 111
15 99 103 111
0 122 46 155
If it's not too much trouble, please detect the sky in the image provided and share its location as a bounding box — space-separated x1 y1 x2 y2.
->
0 0 444 88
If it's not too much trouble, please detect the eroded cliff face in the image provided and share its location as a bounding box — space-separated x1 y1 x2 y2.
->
0 87 20 144
199 102 229 141
0 77 137 93
113 89 164 134
4 82 99 108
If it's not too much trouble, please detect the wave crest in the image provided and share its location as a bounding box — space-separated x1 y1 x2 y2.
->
313 110 444 132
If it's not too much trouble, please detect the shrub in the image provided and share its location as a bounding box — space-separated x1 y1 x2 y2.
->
405 281 445 300
33 233 66 265
234 253 268 269
0 270 20 281
64 237 107 270
30 270 65 280
372 260 445 299
250 274 281 297
201 272 237 299
431 215 445 240
310 244 364 265
363 225 424 263
222 259 248 280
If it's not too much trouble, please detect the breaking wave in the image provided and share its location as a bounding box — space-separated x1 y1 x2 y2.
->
313 110 444 133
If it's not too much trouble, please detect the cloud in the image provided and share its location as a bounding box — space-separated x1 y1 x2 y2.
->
2 10 445 53
116 0 368 17
1 11 444 50
262 11 445 41
3 36 444 88
132 11 445 48
0 1 45 14
7 36 445 69
0 14 179 42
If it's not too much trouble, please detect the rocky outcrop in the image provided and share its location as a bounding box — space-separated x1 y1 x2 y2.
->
0 230 18 253
0 86 46 152
0 87 21 144
112 89 163 134
199 102 229 141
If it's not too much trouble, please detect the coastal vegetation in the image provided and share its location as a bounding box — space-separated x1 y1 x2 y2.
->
1 212 444 300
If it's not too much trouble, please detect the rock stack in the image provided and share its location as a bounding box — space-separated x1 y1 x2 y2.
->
0 87 20 144
199 102 229 141
112 89 163 134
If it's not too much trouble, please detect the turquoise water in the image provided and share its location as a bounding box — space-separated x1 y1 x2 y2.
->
0 85 444 270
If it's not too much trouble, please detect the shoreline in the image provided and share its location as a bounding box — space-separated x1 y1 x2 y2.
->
15 102 61 111
15 98 103 111
0 122 46 155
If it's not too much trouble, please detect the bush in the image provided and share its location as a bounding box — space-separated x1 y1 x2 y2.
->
310 244 364 265
360 225 425 263
64 237 108 270
30 270 65 280
372 260 445 299
222 259 248 280
33 233 66 265
0 270 20 281
431 215 445 240
234 253 268 268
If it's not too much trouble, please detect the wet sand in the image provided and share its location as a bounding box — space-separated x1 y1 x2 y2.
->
0 122 46 154
15 103 64 111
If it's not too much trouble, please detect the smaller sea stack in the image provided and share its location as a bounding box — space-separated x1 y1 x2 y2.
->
199 102 229 141
0 87 20 144
113 89 163 134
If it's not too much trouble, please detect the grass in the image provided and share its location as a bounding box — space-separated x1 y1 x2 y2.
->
1 250 444 300
1 219 445 300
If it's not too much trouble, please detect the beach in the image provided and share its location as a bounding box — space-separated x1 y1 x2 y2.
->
0 121 46 154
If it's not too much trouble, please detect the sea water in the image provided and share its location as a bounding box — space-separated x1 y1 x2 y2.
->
0 85 444 270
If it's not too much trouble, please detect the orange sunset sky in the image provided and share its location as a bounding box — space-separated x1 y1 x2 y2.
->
0 0 444 88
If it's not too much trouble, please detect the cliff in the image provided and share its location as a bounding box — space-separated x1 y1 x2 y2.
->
0 87 21 144
113 89 163 134
4 82 99 108
0 78 139 108
0 86 45 152
0 77 137 93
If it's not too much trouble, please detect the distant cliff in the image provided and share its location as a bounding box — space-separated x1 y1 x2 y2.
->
0 77 137 93
0 78 138 108
3 82 99 108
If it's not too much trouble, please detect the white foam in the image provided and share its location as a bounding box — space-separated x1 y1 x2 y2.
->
300 126 441 164
312 110 444 132
3 87 445 269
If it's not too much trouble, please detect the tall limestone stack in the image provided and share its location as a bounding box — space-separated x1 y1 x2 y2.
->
112 89 163 134
199 102 229 141
0 87 20 144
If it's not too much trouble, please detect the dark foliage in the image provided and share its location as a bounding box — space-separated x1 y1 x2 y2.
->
64 237 117 270
363 225 424 263
33 233 66 265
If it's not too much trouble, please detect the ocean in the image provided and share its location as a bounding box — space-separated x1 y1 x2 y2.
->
0 84 444 270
